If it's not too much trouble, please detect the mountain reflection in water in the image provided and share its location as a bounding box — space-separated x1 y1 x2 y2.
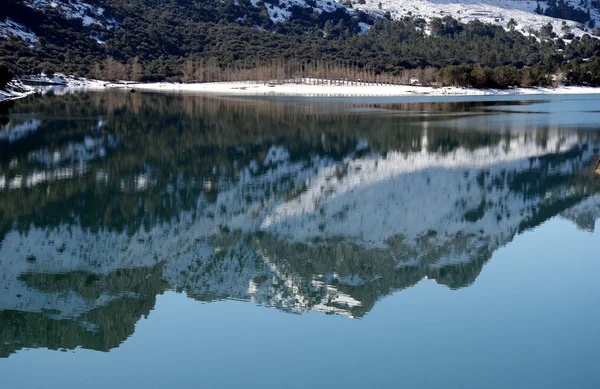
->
0 91 599 358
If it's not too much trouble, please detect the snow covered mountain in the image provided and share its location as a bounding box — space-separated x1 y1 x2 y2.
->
1 0 599 46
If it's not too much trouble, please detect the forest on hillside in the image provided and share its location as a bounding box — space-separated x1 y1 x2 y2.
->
1 0 600 88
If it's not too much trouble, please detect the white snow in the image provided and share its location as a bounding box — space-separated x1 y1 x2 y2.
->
248 0 600 37
22 0 118 29
3 0 599 49
19 73 74 85
266 5 293 22
259 0 350 24
358 22 372 34
260 131 586 247
80 80 600 97
0 18 38 43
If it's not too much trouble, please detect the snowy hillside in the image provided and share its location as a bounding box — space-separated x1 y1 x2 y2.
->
2 0 599 45
254 0 600 36
355 0 600 37
253 0 348 22
0 18 38 43
0 0 116 44
21 0 116 29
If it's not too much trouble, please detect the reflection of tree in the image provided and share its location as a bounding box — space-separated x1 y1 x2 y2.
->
3 92 594 241
0 263 166 358
251 234 489 318
0 92 518 239
1 92 600 358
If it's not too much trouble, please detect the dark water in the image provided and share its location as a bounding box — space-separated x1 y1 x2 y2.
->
1 91 600 388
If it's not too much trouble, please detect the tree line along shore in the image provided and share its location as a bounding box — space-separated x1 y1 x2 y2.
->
1 14 600 89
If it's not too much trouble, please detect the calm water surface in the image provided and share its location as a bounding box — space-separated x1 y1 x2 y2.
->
0 92 599 388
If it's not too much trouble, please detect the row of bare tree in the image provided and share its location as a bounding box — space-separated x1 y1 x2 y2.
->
89 56 437 86
90 57 143 82
180 58 437 86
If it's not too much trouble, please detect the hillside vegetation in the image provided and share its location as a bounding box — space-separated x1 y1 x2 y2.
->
1 0 600 88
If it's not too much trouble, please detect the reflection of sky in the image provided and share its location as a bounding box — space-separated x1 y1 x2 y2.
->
463 97 600 130
433 111 600 132
261 93 600 105
483 96 600 113
2 217 599 389
264 94 600 131
425 97 600 131
1 93 600 387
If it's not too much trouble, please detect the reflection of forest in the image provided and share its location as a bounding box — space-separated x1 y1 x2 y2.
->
0 263 166 358
0 91 599 358
1 92 588 237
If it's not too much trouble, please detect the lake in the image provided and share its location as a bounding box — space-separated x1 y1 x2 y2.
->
0 91 599 389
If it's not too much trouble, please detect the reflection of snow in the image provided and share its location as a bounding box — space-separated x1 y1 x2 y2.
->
0 119 41 143
27 135 119 168
0 135 120 190
356 138 369 152
262 132 581 244
264 146 290 166
1 133 599 319
562 195 600 232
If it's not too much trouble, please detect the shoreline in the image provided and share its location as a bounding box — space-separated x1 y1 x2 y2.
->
75 80 600 97
0 81 37 104
5 75 600 100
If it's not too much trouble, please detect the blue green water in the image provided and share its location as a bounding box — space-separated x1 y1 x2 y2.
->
0 92 599 388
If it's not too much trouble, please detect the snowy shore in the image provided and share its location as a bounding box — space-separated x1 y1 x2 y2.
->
0 80 37 103
75 79 600 97
4 75 600 100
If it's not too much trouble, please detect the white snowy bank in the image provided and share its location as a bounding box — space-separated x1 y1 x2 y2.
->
83 80 600 97
5 74 600 100
0 80 37 103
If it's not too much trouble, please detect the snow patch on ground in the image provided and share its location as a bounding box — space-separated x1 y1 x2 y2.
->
251 0 600 37
257 0 350 23
23 0 118 29
0 80 37 103
80 79 600 97
5 75 600 102
0 18 38 43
